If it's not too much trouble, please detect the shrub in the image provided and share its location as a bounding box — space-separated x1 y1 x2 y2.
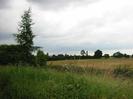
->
36 50 47 66
0 45 21 65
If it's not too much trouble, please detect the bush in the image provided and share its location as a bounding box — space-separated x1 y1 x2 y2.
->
0 45 21 65
36 50 47 66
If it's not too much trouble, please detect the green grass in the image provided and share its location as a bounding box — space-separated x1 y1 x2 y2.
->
0 66 133 99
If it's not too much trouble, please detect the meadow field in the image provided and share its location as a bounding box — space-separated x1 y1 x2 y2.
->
48 58 133 70
0 58 133 99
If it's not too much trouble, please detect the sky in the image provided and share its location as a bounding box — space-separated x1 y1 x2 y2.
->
0 0 133 55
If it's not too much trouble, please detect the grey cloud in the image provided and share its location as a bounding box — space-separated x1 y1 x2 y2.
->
35 35 133 55
0 0 11 9
0 33 13 40
0 32 15 44
34 31 133 54
27 0 99 10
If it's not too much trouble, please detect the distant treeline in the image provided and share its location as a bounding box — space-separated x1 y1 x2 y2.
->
48 54 94 61
48 50 131 61
0 44 132 65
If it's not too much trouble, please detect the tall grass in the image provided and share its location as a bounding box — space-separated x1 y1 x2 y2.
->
48 65 105 75
0 66 133 99
113 65 133 78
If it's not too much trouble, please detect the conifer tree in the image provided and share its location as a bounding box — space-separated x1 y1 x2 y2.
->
14 8 35 64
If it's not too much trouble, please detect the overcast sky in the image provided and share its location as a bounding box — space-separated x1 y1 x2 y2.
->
0 0 133 55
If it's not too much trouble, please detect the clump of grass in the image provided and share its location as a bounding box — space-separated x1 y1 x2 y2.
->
113 65 133 78
0 66 133 99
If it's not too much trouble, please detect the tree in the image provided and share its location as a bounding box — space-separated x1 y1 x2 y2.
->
94 50 102 58
36 50 47 66
80 50 86 56
113 52 123 58
14 8 35 64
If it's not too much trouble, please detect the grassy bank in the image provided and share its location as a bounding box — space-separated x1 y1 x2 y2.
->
0 66 133 99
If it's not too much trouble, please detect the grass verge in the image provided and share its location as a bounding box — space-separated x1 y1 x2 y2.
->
0 66 133 99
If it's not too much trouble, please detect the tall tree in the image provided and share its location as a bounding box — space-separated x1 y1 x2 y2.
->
14 8 35 64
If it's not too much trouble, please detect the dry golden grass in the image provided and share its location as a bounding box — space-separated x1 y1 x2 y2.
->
48 58 133 70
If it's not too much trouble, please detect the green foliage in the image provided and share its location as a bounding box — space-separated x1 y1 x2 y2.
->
36 50 47 66
0 66 132 99
94 50 103 58
0 45 21 65
14 8 35 64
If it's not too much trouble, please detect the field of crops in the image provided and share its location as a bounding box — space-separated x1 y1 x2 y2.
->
48 58 133 70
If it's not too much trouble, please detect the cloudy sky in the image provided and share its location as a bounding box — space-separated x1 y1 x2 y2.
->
0 0 133 55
